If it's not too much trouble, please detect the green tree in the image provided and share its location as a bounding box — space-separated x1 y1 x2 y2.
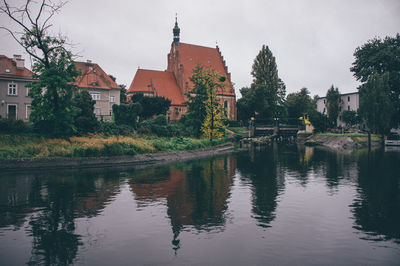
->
351 34 400 128
72 91 99 134
181 65 210 137
326 85 342 127
1 0 79 136
112 103 142 128
236 45 285 122
237 87 253 125
359 73 393 134
131 94 171 121
341 110 360 128
285 87 314 119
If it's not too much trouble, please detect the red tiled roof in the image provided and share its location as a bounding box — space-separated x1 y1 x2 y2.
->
73 61 120 90
176 43 234 95
128 69 185 105
0 55 33 79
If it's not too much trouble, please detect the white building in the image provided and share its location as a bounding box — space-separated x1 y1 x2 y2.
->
317 92 359 127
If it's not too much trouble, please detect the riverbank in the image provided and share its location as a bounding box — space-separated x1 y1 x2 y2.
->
0 142 234 171
303 133 381 151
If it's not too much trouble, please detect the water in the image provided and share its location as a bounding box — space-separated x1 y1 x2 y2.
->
1 144 399 265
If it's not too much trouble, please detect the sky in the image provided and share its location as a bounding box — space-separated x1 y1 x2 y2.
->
1 0 399 98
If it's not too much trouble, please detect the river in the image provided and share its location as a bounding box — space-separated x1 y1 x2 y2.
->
0 144 399 265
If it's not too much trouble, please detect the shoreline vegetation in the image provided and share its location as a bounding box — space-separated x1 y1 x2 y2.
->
0 133 230 159
303 133 381 151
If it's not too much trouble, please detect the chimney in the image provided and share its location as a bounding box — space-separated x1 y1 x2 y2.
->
13 55 25 69
86 59 92 64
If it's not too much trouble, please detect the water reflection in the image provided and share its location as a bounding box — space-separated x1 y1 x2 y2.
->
129 156 235 252
0 171 122 264
0 145 400 264
351 149 400 243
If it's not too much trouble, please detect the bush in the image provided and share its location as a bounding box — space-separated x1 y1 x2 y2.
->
225 120 242 127
0 118 32 133
137 115 183 137
97 122 134 135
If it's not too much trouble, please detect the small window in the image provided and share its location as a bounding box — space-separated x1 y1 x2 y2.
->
348 105 350 111
94 108 101 115
109 110 112 116
348 96 350 102
8 83 17 95
323 99 326 104
26 105 31 119
26 87 30 97
110 96 115 103
90 92 100 100
5 68 10 73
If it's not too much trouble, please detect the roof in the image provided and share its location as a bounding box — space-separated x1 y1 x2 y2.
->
0 55 33 80
175 43 234 95
128 69 185 105
73 61 120 90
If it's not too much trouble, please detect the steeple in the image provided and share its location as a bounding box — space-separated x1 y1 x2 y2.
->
173 14 180 46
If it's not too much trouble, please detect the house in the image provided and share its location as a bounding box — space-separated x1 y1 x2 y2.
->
0 54 35 121
73 60 121 121
317 92 359 127
127 19 237 122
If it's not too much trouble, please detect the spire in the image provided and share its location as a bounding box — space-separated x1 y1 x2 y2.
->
173 14 180 46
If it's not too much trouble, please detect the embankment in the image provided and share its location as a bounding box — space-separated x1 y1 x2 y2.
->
303 133 381 151
0 143 234 171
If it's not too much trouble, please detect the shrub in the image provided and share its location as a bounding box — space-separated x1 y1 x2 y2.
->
0 118 32 133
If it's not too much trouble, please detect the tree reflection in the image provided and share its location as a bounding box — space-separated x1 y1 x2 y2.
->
129 156 235 252
351 149 400 243
236 145 283 227
0 170 122 265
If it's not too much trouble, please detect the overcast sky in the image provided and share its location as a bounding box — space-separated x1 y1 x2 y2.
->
1 0 399 98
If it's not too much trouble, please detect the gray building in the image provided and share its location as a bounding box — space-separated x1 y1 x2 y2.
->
317 91 359 127
0 54 35 121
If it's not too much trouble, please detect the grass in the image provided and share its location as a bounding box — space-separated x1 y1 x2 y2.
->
0 134 230 159
315 132 381 143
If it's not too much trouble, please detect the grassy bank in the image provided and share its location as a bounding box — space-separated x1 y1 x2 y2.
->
0 134 229 159
314 133 381 144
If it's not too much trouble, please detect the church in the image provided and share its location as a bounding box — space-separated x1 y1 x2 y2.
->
127 19 237 122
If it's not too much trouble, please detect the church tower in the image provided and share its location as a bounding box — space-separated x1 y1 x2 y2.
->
173 16 180 46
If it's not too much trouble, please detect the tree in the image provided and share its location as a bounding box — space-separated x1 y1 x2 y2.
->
112 103 142 128
201 70 226 140
341 110 360 128
326 85 341 127
358 73 393 134
285 87 314 120
181 65 210 137
351 34 400 128
236 45 285 122
131 94 171 121
108 74 128 104
72 91 98 134
1 0 79 136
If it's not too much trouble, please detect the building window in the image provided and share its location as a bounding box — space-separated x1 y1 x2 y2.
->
109 110 112 116
323 108 326 114
110 96 115 102
323 99 325 104
7 104 17 120
90 92 100 100
348 105 350 111
348 96 350 102
26 87 30 97
5 68 11 73
26 105 31 119
8 83 17 95
94 108 101 115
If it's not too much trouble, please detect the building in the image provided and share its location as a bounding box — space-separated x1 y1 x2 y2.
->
0 54 35 121
127 19 237 122
317 91 359 127
73 60 121 121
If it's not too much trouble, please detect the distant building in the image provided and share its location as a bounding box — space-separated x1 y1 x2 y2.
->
73 61 121 121
317 92 359 127
0 54 35 121
128 18 237 122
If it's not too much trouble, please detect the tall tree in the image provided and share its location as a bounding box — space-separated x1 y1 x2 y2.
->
359 73 393 134
201 70 226 140
351 34 400 128
1 0 79 136
326 85 341 127
237 45 285 122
